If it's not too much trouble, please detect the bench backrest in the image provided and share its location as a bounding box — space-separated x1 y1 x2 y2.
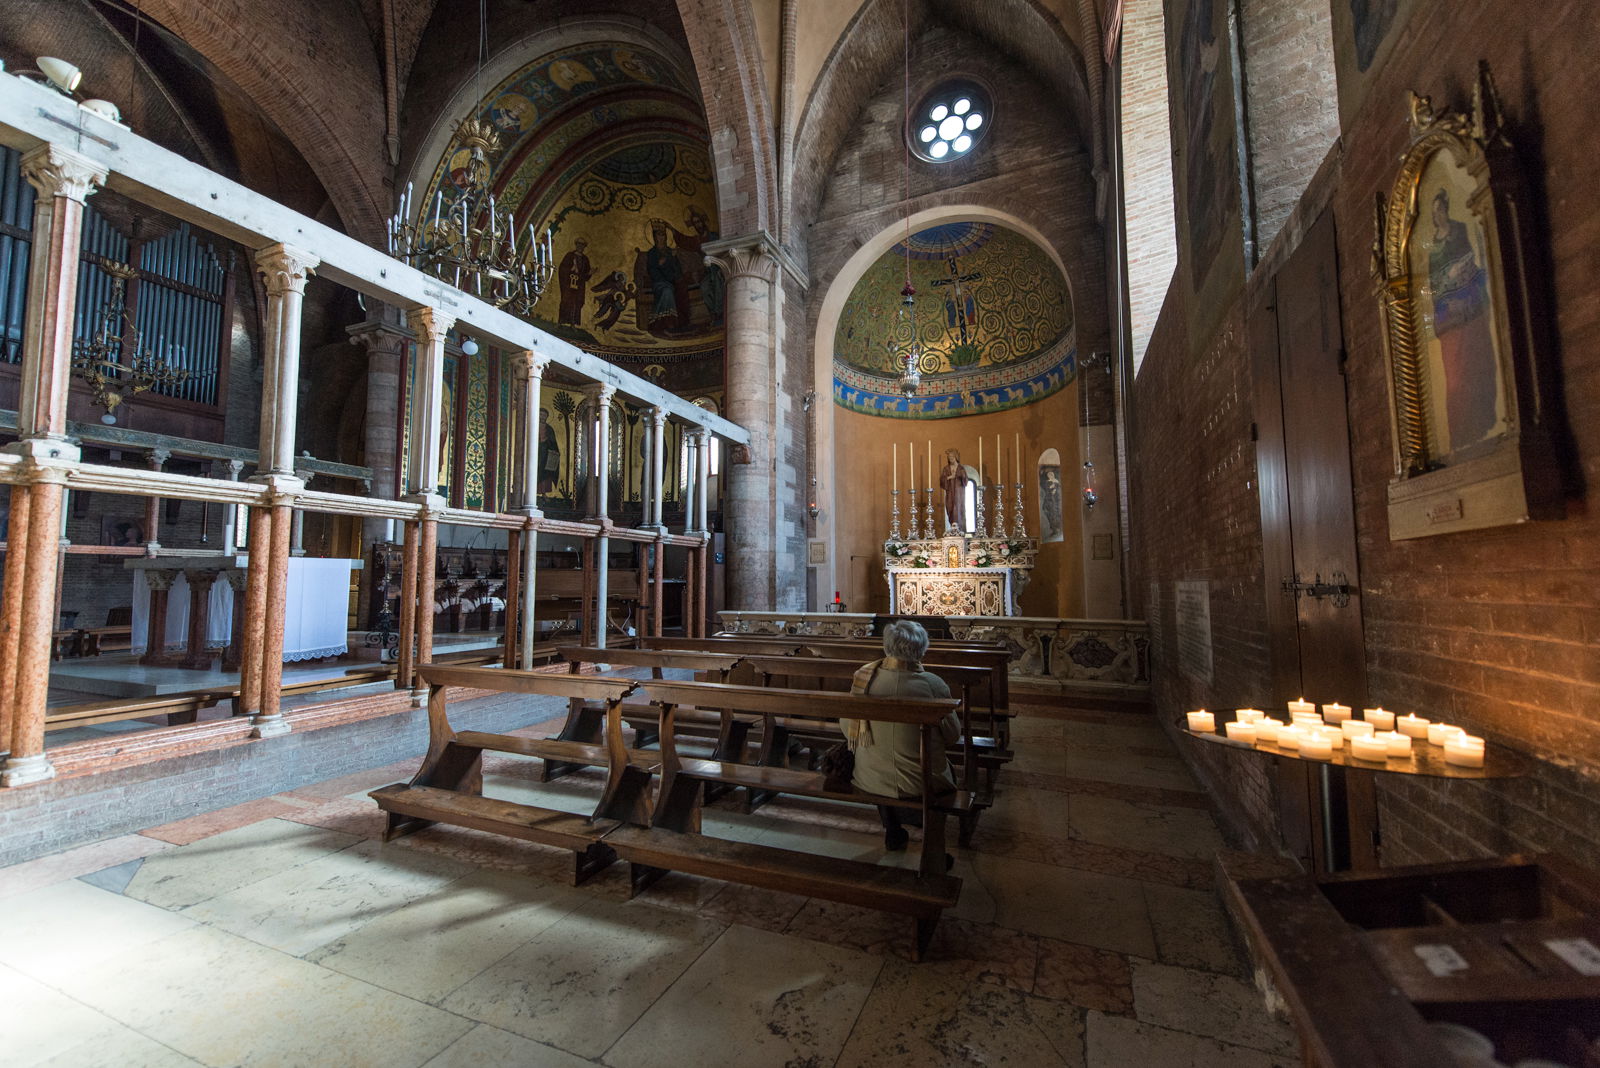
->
641 635 804 656
555 646 746 676
638 678 957 725
417 663 638 703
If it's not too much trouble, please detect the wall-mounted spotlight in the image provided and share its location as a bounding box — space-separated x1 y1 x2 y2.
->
460 336 479 356
36 56 82 94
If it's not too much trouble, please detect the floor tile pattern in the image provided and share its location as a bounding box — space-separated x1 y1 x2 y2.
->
0 694 1300 1067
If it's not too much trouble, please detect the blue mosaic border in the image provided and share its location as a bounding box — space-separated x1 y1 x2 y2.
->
833 345 1077 419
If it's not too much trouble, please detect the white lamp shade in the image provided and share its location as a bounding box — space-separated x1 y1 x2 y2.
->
81 99 120 122
37 57 82 93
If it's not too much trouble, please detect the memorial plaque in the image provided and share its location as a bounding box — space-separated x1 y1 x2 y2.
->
1175 580 1213 684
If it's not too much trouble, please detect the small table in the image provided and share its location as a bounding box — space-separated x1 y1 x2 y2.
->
1177 709 1532 871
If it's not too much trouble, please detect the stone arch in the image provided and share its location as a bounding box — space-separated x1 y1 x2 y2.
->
809 203 1085 597
138 0 390 242
1117 0 1179 375
673 0 777 237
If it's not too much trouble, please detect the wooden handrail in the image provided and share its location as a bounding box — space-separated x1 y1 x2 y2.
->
416 663 637 702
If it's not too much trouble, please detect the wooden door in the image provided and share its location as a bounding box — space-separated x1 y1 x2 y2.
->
1251 208 1374 871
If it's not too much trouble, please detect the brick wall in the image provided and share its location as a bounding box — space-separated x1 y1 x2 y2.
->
1117 0 1178 374
1238 0 1339 255
1131 0 1600 868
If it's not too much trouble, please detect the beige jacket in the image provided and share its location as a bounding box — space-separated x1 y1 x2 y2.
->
841 658 961 799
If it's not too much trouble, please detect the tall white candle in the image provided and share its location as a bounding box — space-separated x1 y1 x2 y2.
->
927 441 932 486
1015 432 1020 483
979 437 984 480
893 443 898 491
910 440 915 488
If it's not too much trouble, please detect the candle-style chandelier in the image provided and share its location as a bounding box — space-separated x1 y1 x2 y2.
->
71 261 189 424
386 117 554 317
895 281 922 396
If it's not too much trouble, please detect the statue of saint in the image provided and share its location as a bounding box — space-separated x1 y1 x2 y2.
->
939 449 969 534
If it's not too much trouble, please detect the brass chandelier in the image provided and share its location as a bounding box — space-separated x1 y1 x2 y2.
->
72 261 189 423
387 117 554 317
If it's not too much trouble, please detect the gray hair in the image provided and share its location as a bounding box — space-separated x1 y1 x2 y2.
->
882 620 930 662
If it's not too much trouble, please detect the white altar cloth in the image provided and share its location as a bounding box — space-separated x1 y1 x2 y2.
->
131 558 353 661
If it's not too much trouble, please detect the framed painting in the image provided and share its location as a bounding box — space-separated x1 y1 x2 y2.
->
1372 64 1563 539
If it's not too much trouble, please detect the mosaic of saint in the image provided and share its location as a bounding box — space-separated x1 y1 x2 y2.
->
833 222 1076 418
414 42 723 393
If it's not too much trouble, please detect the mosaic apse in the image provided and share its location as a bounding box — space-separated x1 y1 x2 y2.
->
833 222 1076 418
415 42 723 395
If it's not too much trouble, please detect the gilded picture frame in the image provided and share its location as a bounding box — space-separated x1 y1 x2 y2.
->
1372 63 1561 539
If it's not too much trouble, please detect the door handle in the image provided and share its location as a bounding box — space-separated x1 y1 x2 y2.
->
1281 572 1353 608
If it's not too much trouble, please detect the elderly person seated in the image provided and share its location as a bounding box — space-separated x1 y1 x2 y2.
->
840 619 962 852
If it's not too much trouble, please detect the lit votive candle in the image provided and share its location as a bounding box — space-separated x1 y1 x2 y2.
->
1396 713 1431 738
1322 703 1352 724
1444 735 1486 768
1428 723 1466 747
1380 731 1413 758
1254 718 1283 743
1287 698 1316 717
1224 720 1259 745
1292 712 1324 728
1235 708 1265 724
1301 733 1334 760
1275 726 1303 750
1186 710 1215 733
1349 734 1391 762
1314 726 1345 750
1363 708 1395 731
1342 719 1376 740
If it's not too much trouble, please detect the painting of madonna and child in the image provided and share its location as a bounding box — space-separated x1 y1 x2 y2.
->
1408 152 1509 464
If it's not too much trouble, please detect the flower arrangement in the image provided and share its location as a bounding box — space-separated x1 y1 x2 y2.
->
910 553 934 568
969 551 995 567
885 541 912 559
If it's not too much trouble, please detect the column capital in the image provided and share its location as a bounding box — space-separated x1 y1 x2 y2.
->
211 458 246 480
346 318 408 356
255 243 319 297
20 144 106 202
406 306 455 345
702 231 782 285
587 382 617 406
512 349 553 380
146 447 171 470
145 569 178 592
648 405 668 428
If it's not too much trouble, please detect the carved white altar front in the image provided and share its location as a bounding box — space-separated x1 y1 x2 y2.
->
883 534 1036 616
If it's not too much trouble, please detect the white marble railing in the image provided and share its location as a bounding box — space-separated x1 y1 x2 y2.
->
716 612 1150 694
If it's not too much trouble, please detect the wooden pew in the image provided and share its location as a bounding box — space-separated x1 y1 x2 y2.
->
734 654 1002 841
606 677 966 959
43 691 226 733
644 634 1015 750
544 646 750 780
369 663 658 884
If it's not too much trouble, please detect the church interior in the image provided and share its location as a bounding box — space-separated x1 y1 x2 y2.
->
0 0 1596 1064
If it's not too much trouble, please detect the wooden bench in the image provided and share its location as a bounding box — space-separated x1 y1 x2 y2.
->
43 691 227 733
543 646 750 780
369 663 658 885
733 654 1004 841
645 634 1015 751
614 677 967 958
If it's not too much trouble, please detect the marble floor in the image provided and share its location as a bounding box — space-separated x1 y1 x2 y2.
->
0 699 1301 1067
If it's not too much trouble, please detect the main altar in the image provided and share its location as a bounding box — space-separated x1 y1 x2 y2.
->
884 535 1036 616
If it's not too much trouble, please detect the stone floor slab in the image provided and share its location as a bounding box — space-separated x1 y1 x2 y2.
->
124 818 362 910
1086 1011 1297 1067
1131 959 1299 1057
1068 794 1226 860
0 879 195 986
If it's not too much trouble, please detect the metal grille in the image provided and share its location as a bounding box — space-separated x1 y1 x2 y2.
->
0 145 34 365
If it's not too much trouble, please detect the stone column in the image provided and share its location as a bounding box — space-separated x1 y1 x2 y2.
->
404 308 452 695
647 407 667 533
181 569 218 669
512 351 550 668
589 384 615 649
290 467 312 556
223 568 248 673
702 234 780 610
255 244 319 477
349 311 407 546
1 146 105 787
245 243 316 739
210 459 245 551
17 145 105 442
143 448 169 554
694 429 711 537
